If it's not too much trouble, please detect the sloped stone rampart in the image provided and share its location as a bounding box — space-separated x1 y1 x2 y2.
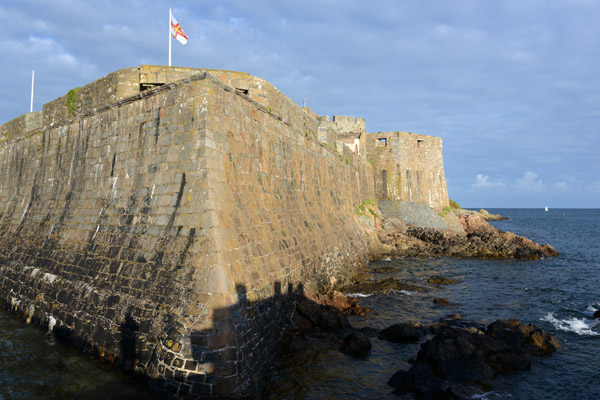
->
0 70 373 397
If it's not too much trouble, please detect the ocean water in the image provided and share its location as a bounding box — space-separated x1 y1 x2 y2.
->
261 208 600 399
1 209 598 399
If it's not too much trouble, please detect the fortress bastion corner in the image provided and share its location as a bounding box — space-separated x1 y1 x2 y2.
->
0 65 449 398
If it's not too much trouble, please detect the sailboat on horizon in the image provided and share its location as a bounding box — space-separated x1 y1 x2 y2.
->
545 205 549 212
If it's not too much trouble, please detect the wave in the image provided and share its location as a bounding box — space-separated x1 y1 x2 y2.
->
346 292 373 298
389 289 413 296
471 391 513 399
541 312 599 336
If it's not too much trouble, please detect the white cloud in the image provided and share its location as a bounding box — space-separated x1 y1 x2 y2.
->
553 181 568 190
515 171 545 191
472 174 505 188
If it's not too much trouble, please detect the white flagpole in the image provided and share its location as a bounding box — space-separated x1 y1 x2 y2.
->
30 70 35 113
168 8 172 66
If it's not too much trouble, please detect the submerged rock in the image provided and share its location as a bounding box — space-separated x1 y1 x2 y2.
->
389 318 560 399
427 275 459 285
339 332 372 356
339 277 426 295
433 297 454 306
593 309 600 319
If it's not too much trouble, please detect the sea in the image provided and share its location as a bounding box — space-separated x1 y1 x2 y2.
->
1 208 598 399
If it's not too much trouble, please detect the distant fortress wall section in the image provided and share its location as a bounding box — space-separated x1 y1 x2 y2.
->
317 115 368 163
0 67 373 397
366 131 449 212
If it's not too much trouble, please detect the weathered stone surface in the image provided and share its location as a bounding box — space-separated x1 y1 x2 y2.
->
369 211 558 260
367 133 450 213
0 66 376 398
389 319 560 398
478 208 508 221
378 322 428 343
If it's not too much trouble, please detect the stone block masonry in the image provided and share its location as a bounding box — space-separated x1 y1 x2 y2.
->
0 67 374 398
367 131 449 213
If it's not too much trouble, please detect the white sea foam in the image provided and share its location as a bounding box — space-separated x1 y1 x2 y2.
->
389 289 413 296
47 315 57 331
347 292 373 298
541 312 600 336
470 391 513 399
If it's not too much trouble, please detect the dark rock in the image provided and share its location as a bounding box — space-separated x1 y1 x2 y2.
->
433 297 453 306
295 298 350 334
389 319 560 398
486 318 561 354
291 311 314 335
340 277 426 296
368 264 398 273
378 322 428 343
427 275 458 285
339 332 372 355
593 309 600 319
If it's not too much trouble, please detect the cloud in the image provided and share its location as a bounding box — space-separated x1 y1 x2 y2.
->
472 174 505 188
552 181 568 190
515 171 546 191
1 0 600 207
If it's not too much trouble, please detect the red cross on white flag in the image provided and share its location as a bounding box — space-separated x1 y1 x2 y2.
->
170 12 188 45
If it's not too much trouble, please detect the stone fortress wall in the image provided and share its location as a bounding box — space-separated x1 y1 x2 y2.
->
366 131 449 212
0 65 447 397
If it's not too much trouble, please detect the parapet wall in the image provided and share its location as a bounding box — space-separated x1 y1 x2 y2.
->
0 68 373 397
0 111 42 143
367 131 449 212
317 115 367 162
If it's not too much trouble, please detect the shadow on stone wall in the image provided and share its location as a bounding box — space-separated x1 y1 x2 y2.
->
147 280 300 399
120 315 140 369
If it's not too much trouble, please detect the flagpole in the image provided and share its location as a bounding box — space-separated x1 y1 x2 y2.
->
30 70 34 113
168 8 172 66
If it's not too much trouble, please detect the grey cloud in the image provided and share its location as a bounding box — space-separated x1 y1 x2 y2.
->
1 0 599 207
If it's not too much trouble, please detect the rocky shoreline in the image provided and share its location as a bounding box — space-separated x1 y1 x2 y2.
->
280 288 560 399
274 205 561 399
368 207 558 261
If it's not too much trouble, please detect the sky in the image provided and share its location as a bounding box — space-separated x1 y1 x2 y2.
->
1 0 599 208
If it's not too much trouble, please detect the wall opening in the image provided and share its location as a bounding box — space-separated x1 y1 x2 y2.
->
140 83 165 92
377 138 387 147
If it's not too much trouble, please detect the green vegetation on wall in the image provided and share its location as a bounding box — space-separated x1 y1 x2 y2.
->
356 198 378 218
66 87 79 115
449 199 461 209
